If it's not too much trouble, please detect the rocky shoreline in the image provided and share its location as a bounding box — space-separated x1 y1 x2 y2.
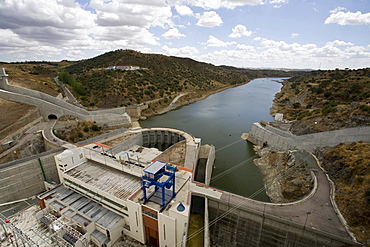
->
253 145 314 202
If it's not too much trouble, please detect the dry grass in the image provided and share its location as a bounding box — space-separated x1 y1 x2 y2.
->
324 142 370 246
2 63 61 96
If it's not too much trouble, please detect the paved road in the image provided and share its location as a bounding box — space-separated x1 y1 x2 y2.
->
215 170 354 242
298 90 318 109
42 119 70 147
54 77 85 108
0 134 33 159
298 90 310 106
0 122 48 159
158 93 188 114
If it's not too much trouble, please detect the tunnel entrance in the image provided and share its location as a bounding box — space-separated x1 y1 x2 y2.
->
48 114 58 120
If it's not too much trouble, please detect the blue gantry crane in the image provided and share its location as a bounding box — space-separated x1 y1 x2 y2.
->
141 160 177 211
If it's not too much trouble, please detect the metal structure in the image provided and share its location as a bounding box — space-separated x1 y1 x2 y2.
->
141 160 177 211
1 213 39 247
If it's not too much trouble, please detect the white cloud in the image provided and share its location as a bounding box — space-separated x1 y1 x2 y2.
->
162 45 199 57
0 0 95 30
196 11 223 27
0 0 95 45
268 0 288 8
330 6 347 14
0 29 38 49
65 50 86 61
311 45 342 57
203 35 236 47
202 37 369 69
175 0 263 10
325 10 370 25
291 33 299 38
235 44 256 52
90 0 173 28
162 28 186 39
326 40 354 46
229 25 252 38
175 5 194 16
93 26 160 46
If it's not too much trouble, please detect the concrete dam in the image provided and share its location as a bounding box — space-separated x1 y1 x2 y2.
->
0 125 360 247
0 67 363 246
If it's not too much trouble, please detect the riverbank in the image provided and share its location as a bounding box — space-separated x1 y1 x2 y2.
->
141 80 253 119
252 145 314 202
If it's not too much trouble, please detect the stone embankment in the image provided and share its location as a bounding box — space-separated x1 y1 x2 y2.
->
247 121 370 152
253 147 314 202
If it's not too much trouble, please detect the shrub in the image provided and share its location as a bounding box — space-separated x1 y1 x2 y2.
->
91 125 101 131
322 105 337 115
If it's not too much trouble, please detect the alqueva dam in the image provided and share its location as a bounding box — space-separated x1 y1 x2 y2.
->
0 69 364 247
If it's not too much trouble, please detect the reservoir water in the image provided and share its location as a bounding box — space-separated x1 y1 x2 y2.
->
140 78 285 202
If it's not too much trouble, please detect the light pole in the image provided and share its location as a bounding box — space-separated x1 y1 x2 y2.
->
303 212 311 230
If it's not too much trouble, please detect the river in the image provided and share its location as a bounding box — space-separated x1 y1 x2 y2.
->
140 78 285 202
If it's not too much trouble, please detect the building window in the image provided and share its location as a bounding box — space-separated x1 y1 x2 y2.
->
142 209 157 219
135 212 138 227
124 224 130 231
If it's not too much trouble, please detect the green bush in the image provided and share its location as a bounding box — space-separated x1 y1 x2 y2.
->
322 105 337 115
91 124 101 131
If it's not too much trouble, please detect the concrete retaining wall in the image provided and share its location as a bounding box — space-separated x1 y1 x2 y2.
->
0 149 62 203
0 107 41 141
248 122 370 152
0 69 131 128
108 132 143 155
197 144 215 186
126 105 147 119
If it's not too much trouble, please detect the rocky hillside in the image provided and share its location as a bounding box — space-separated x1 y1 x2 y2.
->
254 147 313 202
315 142 370 246
62 49 303 108
272 68 370 135
0 62 61 96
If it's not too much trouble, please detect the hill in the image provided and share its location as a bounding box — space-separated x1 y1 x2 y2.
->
272 68 370 135
269 68 370 246
62 49 303 108
315 142 370 246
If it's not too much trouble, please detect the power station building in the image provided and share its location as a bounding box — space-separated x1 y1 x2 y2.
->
36 128 212 247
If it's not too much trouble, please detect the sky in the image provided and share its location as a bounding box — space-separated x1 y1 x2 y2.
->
0 0 369 70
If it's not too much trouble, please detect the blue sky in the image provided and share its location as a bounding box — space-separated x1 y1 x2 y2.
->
0 0 369 69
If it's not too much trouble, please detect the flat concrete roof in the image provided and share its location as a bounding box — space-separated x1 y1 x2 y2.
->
122 145 163 165
66 160 141 201
45 185 123 229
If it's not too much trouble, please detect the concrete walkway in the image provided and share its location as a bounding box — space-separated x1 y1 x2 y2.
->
210 170 354 243
158 93 188 114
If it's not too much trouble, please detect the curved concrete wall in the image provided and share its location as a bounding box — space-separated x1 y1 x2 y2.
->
106 128 200 170
248 122 370 152
0 69 131 128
